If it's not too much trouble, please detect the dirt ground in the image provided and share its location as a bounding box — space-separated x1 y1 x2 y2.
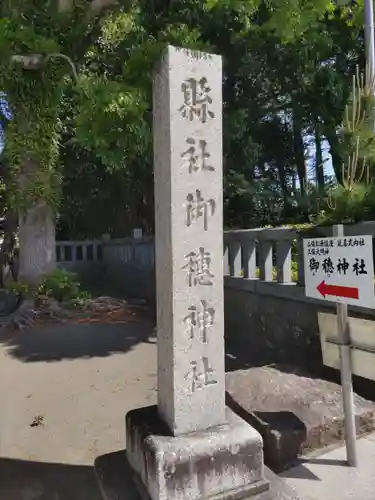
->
2 300 375 500
0 302 157 500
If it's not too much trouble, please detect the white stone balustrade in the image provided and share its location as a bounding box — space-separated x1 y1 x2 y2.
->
55 221 375 313
224 227 299 285
56 240 101 264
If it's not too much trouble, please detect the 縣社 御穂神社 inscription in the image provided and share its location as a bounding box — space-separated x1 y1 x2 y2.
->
153 46 226 434
182 247 215 287
186 189 215 231
184 357 218 392
183 300 215 343
179 77 215 123
126 48 268 500
181 137 214 173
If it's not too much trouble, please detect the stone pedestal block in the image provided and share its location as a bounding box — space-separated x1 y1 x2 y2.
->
126 406 269 500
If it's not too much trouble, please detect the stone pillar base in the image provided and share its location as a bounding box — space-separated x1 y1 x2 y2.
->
126 405 270 500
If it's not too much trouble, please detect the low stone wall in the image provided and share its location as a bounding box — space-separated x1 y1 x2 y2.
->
224 287 320 368
223 222 375 369
57 222 375 365
56 237 155 301
103 262 155 302
101 237 155 302
224 276 375 370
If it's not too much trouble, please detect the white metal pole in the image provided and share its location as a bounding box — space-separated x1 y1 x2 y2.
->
365 0 375 84
333 224 357 467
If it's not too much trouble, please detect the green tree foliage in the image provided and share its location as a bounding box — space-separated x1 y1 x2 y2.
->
0 0 370 257
0 0 136 283
312 65 375 224
57 0 365 235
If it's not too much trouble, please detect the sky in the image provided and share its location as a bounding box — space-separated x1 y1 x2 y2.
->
306 136 335 182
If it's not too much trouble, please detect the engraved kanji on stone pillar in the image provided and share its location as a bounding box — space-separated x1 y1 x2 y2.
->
153 46 225 435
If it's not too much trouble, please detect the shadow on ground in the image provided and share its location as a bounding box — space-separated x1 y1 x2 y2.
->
0 319 155 363
280 456 347 481
226 390 308 472
0 457 102 500
224 337 325 376
94 450 140 500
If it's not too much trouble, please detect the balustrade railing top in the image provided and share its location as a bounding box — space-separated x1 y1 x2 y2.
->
56 235 155 267
56 222 375 286
56 240 102 263
224 228 297 284
224 226 298 242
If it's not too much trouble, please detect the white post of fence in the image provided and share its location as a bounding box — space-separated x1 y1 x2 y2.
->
82 244 87 262
133 228 143 240
333 223 357 467
71 245 77 262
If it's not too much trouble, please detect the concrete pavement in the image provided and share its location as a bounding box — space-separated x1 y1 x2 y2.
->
281 432 375 500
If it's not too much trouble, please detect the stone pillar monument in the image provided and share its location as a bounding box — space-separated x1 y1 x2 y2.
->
154 44 226 436
126 45 269 500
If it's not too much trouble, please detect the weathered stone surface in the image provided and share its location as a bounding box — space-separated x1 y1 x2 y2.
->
226 366 375 472
224 287 323 369
153 45 226 436
120 45 269 500
126 405 268 500
95 450 307 500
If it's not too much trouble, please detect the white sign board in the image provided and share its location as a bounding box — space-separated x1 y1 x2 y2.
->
304 235 375 308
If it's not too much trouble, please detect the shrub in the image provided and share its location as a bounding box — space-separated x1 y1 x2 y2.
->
37 269 90 303
6 269 90 304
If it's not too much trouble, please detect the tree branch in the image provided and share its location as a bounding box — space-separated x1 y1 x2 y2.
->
45 53 79 82
58 0 134 62
71 15 103 62
11 55 43 70
11 53 78 82
58 0 119 16
58 0 74 12
90 0 119 13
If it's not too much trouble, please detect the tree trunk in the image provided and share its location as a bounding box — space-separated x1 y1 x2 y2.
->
18 201 56 285
315 125 325 191
324 128 342 183
0 210 18 287
16 152 57 285
276 158 288 204
292 115 307 197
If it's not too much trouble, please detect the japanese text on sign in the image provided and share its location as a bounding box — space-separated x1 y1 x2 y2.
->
303 235 375 308
307 237 365 256
309 257 367 276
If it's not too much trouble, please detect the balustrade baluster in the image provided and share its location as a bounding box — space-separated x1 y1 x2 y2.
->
259 240 273 282
243 241 257 279
223 242 229 276
276 240 292 283
229 241 242 277
297 237 305 286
